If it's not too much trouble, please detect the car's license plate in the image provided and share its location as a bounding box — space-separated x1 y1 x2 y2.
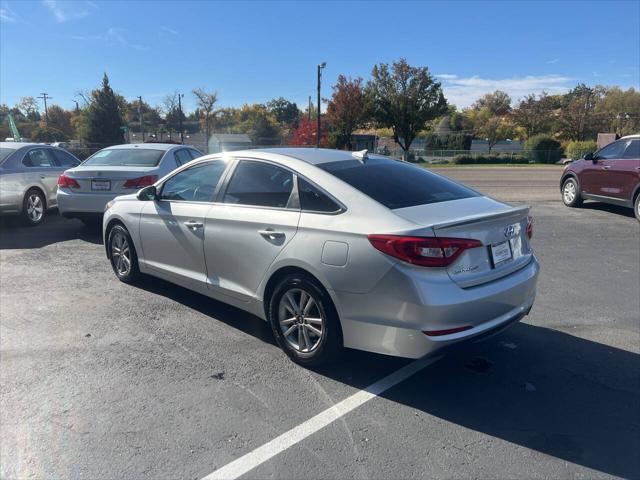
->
91 179 111 191
491 240 512 266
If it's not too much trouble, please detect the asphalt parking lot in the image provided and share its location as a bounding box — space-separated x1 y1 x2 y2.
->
1 166 639 480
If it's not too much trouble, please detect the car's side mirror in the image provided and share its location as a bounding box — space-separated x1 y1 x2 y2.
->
137 185 157 201
583 152 594 161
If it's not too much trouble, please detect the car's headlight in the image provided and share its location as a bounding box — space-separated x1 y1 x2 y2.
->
105 200 115 212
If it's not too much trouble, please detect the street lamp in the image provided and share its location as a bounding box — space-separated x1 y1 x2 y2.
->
317 62 326 148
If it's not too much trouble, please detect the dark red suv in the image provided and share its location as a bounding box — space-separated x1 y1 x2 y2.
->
561 134 640 220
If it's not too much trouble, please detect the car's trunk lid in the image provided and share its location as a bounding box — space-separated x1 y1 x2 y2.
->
394 197 533 288
64 166 157 194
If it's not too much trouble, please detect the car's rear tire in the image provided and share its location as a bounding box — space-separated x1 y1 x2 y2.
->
562 177 583 207
634 193 640 222
107 224 140 283
268 273 343 367
22 189 46 226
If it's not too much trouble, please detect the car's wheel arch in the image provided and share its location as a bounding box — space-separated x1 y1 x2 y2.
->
631 183 640 205
262 265 341 325
104 218 127 259
560 172 579 192
23 185 47 211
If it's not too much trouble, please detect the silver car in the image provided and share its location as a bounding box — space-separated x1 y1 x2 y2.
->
57 143 202 224
0 142 81 225
103 148 539 366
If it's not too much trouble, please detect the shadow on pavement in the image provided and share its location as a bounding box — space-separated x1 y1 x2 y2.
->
134 275 639 478
581 201 636 219
0 213 103 249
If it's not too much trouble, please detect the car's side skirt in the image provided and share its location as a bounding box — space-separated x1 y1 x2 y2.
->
582 193 632 208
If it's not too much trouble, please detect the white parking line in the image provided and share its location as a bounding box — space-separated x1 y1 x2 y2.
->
201 355 440 480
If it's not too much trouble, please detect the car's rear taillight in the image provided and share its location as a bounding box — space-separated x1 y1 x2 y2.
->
122 175 158 189
57 174 80 188
367 234 482 267
526 215 533 239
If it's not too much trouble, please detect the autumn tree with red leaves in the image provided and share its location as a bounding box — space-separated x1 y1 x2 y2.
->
326 75 367 150
289 116 328 146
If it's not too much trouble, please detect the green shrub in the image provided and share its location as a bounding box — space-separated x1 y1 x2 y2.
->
31 126 68 143
452 153 528 165
524 134 562 163
565 140 597 160
424 133 472 151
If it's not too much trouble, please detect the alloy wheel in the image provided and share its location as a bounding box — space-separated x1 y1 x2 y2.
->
278 288 324 353
563 181 576 204
26 193 44 223
111 232 131 276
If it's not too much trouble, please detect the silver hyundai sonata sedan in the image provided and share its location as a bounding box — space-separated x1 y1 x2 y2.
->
103 148 539 366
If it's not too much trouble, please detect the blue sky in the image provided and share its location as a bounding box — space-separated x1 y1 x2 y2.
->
1 0 638 114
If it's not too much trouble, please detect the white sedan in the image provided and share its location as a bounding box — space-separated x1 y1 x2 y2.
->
57 143 202 224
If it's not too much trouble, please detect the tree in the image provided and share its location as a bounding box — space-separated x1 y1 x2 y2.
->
31 125 68 142
193 88 218 142
594 86 640 136
326 75 367 150
235 104 281 144
162 92 186 134
18 96 40 122
266 97 300 128
513 93 555 139
289 116 328 146
472 90 512 116
558 84 602 141
47 105 75 138
365 58 447 160
77 73 125 147
468 107 515 152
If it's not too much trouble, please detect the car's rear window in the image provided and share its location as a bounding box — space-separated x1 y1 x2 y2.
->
0 147 17 163
318 157 479 209
83 148 164 167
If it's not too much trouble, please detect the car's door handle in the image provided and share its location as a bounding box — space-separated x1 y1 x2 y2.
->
40 175 46 179
258 228 285 240
184 220 203 230
602 165 611 170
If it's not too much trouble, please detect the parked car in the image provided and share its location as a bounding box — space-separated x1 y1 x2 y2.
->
0 142 81 225
102 148 539 366
57 143 202 224
561 134 640 220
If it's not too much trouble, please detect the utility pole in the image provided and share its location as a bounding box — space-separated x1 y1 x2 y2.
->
178 93 184 143
38 93 51 125
73 100 79 113
308 95 311 123
316 62 326 148
138 96 145 141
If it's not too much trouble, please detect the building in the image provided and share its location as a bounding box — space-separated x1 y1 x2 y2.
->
208 133 253 153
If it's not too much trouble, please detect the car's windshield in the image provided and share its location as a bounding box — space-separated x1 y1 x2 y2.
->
318 156 479 209
0 147 17 164
83 148 164 167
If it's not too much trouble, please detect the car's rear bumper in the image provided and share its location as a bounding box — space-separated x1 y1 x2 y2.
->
336 255 540 359
57 189 120 215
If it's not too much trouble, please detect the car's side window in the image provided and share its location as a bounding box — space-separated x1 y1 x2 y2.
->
223 160 294 208
596 140 628 160
159 161 227 202
298 178 341 213
52 149 80 167
188 149 202 160
22 148 56 167
622 140 639 159
174 149 193 167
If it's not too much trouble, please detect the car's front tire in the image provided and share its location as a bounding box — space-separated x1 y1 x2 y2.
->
22 189 46 226
268 273 343 367
107 224 140 283
562 177 583 207
634 193 640 222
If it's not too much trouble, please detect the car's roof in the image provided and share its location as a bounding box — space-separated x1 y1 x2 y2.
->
226 147 364 165
0 142 52 150
103 143 181 151
620 134 640 140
